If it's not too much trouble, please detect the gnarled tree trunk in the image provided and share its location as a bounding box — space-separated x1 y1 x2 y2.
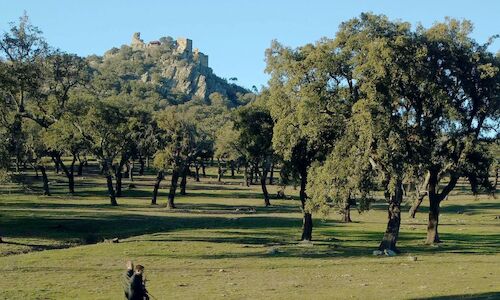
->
426 170 442 244
230 160 235 178
260 167 270 207
342 200 352 223
194 162 200 182
52 156 60 174
103 163 117 206
39 166 50 196
128 160 134 180
201 160 206 177
151 171 163 205
167 169 179 209
115 157 128 197
54 153 77 194
409 171 430 218
139 155 145 176
217 159 223 182
379 179 403 252
299 172 312 241
302 213 313 241
426 194 441 244
244 164 250 187
115 166 123 197
409 196 424 218
269 162 274 185
180 167 188 195
494 167 498 191
77 155 86 176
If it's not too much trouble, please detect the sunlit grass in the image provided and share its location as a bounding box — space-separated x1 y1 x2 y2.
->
0 165 499 299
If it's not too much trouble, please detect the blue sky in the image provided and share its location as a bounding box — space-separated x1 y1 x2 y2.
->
2 0 499 89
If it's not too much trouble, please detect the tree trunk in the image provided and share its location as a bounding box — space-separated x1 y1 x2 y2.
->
103 162 118 206
495 167 498 190
426 194 441 244
151 171 163 205
15 156 20 173
409 171 430 218
299 173 312 241
68 171 75 194
167 169 179 209
253 165 259 184
180 167 188 195
55 154 76 194
201 160 206 177
33 165 39 178
217 159 223 182
425 170 441 244
115 156 129 197
378 180 403 252
302 213 313 241
77 156 84 176
277 185 286 199
269 162 274 185
249 167 254 185
343 201 352 223
106 173 118 206
128 160 135 185
52 156 60 174
139 156 145 176
230 160 235 178
115 166 123 197
39 166 50 196
425 171 458 244
195 163 200 182
244 165 250 187
409 195 424 218
260 168 271 207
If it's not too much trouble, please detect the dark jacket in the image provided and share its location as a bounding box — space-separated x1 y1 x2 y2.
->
129 273 147 300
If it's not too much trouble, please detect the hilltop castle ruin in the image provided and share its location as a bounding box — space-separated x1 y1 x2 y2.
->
131 32 209 67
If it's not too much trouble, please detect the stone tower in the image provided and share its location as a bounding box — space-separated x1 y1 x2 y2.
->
176 37 192 54
194 48 209 67
131 32 145 49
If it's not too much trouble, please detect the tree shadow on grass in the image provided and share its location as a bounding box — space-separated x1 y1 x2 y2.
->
440 202 500 215
2 196 499 259
411 292 500 299
0 213 304 245
67 188 265 201
173 202 300 214
1 240 73 252
0 198 301 215
321 227 500 255
0 201 148 211
180 191 266 199
186 184 247 191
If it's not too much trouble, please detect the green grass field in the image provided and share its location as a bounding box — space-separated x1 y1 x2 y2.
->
0 165 499 299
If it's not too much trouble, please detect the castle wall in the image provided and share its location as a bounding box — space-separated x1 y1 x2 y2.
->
199 53 208 67
130 33 207 66
177 37 192 54
131 32 145 49
194 48 209 67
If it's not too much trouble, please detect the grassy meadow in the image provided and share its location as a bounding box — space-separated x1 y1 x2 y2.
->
0 163 499 299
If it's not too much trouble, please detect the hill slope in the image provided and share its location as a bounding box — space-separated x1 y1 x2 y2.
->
87 33 250 106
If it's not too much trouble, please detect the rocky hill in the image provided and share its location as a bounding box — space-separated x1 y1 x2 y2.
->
87 32 250 106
